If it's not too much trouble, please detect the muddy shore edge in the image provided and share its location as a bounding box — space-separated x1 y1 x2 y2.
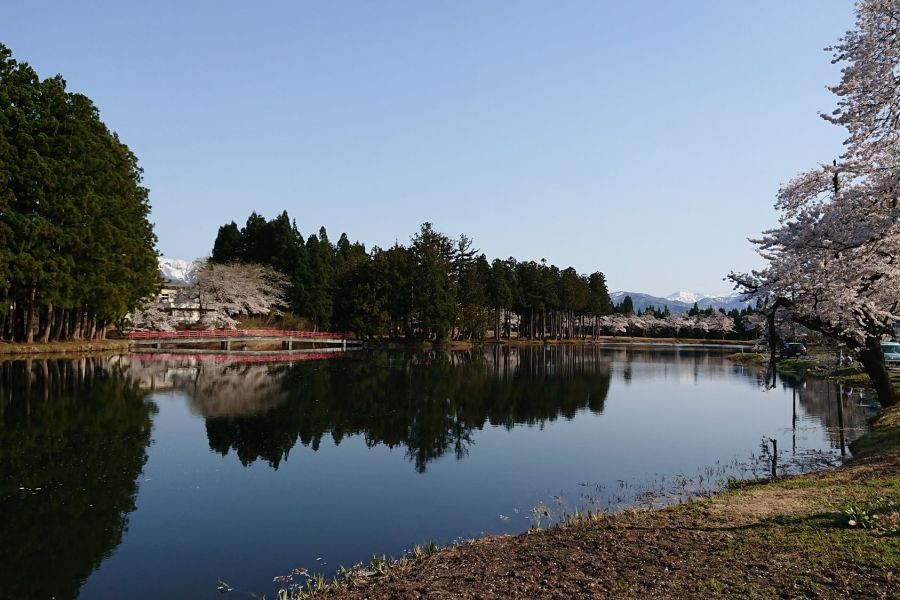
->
292 408 900 599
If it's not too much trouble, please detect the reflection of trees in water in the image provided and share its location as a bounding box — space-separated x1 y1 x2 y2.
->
0 358 155 599
777 374 870 453
203 347 613 472
121 356 290 417
581 346 744 384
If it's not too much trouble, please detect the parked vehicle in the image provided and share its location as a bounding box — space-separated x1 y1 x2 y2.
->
780 342 808 358
881 341 900 365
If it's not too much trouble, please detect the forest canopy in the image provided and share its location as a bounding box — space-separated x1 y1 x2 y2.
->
211 211 614 341
0 43 159 342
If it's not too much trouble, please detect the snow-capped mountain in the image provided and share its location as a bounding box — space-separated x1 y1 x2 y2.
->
665 291 705 304
610 291 751 313
158 257 199 284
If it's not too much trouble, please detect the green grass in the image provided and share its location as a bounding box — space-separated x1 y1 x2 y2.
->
828 364 872 385
777 358 821 374
851 408 900 458
726 352 768 365
852 426 900 457
752 511 900 569
700 578 726 595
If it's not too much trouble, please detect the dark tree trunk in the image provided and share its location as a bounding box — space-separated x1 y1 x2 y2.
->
13 302 24 342
40 304 53 343
766 309 780 388
38 306 47 340
858 335 896 407
56 308 69 341
52 308 65 342
72 308 83 340
24 287 36 343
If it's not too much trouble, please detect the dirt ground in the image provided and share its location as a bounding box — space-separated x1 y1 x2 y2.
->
295 409 900 599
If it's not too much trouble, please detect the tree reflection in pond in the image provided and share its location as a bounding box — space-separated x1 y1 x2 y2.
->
200 347 613 472
124 347 614 472
0 347 874 600
0 358 155 600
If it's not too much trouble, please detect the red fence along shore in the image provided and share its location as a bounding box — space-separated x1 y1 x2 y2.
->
128 329 354 340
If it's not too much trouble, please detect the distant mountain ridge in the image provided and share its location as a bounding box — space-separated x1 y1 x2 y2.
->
610 290 751 313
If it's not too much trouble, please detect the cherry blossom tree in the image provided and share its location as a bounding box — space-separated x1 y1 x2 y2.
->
730 0 900 406
596 312 734 338
195 262 288 328
130 304 177 332
132 262 288 331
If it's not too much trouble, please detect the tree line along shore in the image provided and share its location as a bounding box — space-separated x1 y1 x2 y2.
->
202 212 759 342
1 36 756 349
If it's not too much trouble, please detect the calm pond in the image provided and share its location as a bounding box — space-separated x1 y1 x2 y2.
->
1 346 871 599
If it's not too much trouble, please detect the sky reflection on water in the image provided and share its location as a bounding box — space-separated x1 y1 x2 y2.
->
0 346 869 599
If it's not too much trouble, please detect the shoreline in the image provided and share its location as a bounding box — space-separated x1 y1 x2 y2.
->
0 336 751 359
0 339 131 357
726 351 900 391
386 336 751 351
284 408 900 599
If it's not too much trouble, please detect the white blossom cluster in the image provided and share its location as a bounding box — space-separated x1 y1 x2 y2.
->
596 312 736 337
133 262 288 330
129 304 178 332
195 262 288 328
731 0 900 349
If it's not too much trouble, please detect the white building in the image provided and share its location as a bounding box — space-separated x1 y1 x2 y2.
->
157 282 202 324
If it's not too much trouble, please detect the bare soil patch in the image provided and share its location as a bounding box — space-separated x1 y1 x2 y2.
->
293 408 900 599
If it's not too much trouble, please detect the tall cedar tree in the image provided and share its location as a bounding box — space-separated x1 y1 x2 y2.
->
0 44 158 342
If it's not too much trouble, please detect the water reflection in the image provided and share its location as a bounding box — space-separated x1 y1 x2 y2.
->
776 374 870 455
123 347 614 472
0 358 155 599
0 347 873 599
114 346 874 474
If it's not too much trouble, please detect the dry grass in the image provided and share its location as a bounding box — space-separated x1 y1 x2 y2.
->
0 339 130 357
294 407 900 599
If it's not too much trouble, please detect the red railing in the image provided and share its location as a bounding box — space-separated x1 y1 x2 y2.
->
128 329 354 340
128 352 348 364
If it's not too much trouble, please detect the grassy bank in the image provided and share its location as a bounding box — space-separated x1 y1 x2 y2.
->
727 352 900 391
0 339 131 357
286 407 900 599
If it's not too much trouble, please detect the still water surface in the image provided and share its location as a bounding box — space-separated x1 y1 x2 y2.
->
0 346 870 599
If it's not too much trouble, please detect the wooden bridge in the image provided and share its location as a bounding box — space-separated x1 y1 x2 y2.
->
128 329 362 352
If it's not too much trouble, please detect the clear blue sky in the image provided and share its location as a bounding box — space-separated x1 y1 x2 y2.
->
4 1 853 296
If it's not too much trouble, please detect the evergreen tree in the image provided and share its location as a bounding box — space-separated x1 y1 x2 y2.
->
210 222 242 263
488 258 513 339
410 223 457 340
206 213 614 343
0 43 158 342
